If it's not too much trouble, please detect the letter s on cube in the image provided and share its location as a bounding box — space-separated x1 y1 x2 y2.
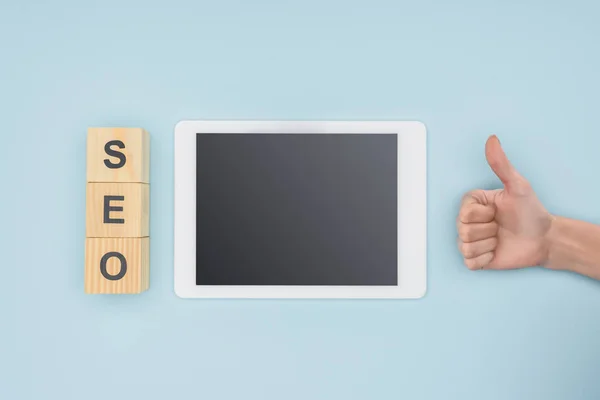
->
87 127 150 183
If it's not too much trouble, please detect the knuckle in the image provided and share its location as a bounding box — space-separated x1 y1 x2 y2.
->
461 243 476 258
459 206 473 222
460 192 473 204
458 208 466 221
464 258 479 270
458 224 472 241
464 190 484 203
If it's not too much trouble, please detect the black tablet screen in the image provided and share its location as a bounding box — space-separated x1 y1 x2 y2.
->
196 133 397 285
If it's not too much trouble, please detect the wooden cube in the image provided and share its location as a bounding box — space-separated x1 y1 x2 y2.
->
87 127 150 183
85 237 149 294
86 182 149 238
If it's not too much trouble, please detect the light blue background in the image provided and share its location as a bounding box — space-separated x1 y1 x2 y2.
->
2 0 600 399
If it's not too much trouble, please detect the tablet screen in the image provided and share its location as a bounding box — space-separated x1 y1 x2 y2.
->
196 133 397 286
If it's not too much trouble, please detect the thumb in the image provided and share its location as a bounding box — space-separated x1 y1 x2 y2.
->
485 135 524 192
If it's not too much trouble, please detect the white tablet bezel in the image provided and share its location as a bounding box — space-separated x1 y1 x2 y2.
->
174 120 426 299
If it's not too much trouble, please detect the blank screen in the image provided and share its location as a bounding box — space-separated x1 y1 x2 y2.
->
196 133 397 285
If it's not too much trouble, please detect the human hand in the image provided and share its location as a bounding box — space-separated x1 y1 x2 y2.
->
457 135 554 270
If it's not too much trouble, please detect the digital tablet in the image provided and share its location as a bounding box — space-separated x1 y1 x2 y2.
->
174 121 426 299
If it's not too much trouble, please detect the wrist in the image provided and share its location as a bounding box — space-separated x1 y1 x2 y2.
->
537 214 600 280
541 214 572 272
540 214 559 270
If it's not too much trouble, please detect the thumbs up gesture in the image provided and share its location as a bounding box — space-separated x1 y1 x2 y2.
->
457 135 554 270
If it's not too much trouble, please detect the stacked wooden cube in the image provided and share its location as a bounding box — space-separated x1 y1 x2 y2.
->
85 128 150 294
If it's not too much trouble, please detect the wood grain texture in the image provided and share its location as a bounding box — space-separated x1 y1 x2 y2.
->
86 182 149 238
87 127 150 183
85 237 149 294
